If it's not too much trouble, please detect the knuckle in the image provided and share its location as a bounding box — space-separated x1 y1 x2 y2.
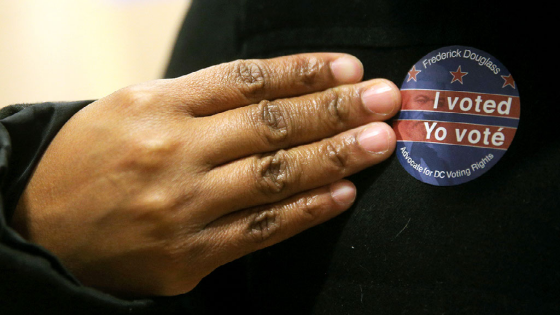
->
253 150 293 195
118 83 158 109
254 100 289 145
246 207 281 243
151 237 208 295
292 55 324 87
121 133 180 171
295 195 321 223
126 194 185 239
157 242 184 273
134 191 176 214
318 139 350 175
231 59 267 100
322 88 351 130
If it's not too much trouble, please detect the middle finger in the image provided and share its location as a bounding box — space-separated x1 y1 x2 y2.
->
196 78 400 166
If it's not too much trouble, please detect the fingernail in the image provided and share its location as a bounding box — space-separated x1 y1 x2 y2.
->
361 81 397 115
330 181 356 206
330 55 363 83
358 124 390 153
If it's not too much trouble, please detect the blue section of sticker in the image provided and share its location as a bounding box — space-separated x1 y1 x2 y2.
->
393 46 520 186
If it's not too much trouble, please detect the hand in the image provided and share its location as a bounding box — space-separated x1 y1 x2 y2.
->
11 53 401 297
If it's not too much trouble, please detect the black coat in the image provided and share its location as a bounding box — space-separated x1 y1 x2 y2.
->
2 1 558 314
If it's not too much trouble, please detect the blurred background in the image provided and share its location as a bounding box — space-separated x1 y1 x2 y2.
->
0 0 191 106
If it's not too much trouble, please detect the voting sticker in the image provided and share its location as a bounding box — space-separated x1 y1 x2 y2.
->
393 46 520 186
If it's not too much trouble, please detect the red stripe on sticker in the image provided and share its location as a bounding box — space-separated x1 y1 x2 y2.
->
394 120 516 149
401 90 520 119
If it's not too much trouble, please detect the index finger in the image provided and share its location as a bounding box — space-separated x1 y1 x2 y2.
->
171 53 363 117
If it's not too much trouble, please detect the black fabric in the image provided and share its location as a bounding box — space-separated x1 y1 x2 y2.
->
1 102 92 221
168 1 560 314
1 0 558 314
165 0 242 79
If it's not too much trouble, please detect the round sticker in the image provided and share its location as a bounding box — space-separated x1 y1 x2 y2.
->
393 46 520 186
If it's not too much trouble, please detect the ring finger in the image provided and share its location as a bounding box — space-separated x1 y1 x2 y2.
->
200 121 396 220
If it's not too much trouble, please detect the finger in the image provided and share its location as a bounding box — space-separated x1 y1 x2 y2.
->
201 180 356 263
199 122 395 219
171 53 363 116
197 78 400 166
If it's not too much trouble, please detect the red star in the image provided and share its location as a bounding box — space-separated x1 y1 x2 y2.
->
450 65 468 84
407 65 421 82
501 74 515 89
